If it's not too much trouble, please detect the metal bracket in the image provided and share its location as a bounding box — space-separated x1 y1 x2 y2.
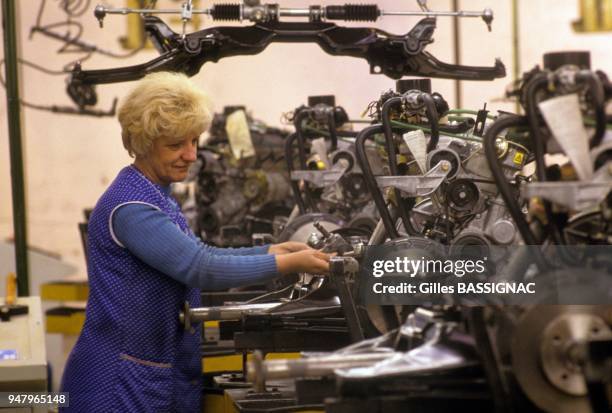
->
330 256 365 342
290 163 348 187
522 182 612 211
521 163 612 210
66 17 505 107
375 160 451 197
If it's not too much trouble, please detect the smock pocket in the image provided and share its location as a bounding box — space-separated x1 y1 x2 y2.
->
114 353 174 413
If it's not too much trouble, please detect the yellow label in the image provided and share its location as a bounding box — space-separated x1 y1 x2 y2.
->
513 151 524 165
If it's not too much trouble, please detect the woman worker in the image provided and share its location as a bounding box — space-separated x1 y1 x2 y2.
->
60 72 331 412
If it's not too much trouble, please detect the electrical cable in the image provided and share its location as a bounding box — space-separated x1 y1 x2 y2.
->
4 0 152 115
31 0 149 64
61 0 91 17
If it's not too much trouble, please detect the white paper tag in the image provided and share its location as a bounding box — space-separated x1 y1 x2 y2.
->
402 129 427 173
538 94 593 180
225 110 255 159
311 138 331 168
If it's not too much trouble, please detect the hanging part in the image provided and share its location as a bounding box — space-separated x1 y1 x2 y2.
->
93 1 494 29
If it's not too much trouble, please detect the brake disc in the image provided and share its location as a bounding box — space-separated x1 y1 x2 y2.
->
511 305 612 413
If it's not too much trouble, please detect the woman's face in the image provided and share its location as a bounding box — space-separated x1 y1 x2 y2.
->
137 135 199 186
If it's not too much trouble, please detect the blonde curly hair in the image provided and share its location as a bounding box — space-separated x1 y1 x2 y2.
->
118 71 212 157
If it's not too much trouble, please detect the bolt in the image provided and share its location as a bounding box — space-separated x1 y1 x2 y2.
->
94 5 106 28
482 8 493 32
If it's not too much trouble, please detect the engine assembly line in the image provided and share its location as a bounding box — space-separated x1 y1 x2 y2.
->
1 1 611 412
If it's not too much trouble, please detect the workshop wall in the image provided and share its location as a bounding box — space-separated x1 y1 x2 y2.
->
2 0 612 394
1 0 611 284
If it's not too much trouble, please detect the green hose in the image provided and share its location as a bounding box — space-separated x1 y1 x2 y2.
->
390 120 483 143
447 109 496 120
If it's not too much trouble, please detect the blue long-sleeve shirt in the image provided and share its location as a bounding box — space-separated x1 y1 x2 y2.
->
112 202 279 290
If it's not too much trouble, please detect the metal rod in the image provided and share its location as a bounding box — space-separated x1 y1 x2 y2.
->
279 8 311 16
188 302 281 322
512 0 521 114
381 10 486 17
247 351 398 384
99 8 211 15
96 4 491 20
452 0 462 108
2 0 29 296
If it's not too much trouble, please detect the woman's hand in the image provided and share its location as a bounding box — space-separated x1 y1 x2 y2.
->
275 249 332 275
268 241 311 255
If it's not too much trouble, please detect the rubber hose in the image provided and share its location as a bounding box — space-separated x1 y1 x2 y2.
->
380 97 420 236
284 133 308 214
293 110 318 211
420 93 440 151
355 124 399 238
327 110 338 151
525 73 564 245
576 70 606 148
483 115 548 271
